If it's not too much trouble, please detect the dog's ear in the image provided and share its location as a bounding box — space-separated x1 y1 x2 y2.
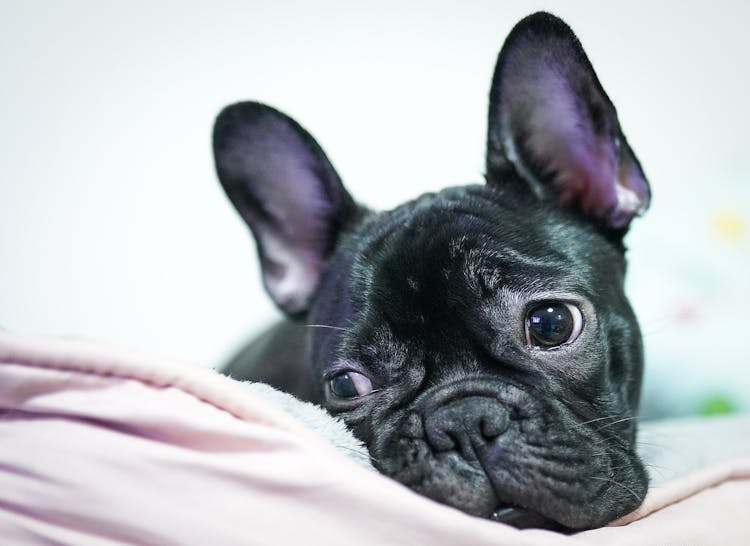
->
213 102 357 316
486 12 650 231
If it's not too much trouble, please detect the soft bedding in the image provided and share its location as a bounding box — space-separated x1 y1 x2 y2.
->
1 330 749 545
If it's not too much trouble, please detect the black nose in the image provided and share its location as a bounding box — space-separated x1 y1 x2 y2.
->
424 396 510 458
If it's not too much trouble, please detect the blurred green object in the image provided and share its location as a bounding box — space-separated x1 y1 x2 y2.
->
697 395 737 416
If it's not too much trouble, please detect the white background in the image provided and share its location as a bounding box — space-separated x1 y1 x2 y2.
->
1 1 748 416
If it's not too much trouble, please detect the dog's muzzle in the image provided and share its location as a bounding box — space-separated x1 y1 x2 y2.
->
374 379 647 530
421 392 562 529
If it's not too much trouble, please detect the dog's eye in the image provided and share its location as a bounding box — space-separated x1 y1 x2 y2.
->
525 302 583 348
329 371 374 399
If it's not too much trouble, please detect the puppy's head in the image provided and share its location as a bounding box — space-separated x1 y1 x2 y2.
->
214 12 651 530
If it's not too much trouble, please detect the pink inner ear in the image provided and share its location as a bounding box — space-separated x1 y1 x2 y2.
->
503 62 649 228
519 76 616 215
244 122 340 314
533 128 649 229
611 147 650 228
260 229 322 316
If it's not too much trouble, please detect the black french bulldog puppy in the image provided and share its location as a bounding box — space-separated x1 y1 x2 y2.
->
213 12 651 531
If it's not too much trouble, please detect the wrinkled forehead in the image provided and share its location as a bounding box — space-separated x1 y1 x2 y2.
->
352 188 611 300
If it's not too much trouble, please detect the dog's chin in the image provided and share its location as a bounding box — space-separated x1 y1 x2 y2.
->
490 506 568 531
377 416 648 531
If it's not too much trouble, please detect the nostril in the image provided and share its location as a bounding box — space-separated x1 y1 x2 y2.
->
424 413 460 452
424 396 509 455
480 411 510 440
427 428 455 451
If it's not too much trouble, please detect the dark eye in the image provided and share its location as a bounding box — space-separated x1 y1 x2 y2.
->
329 371 374 399
525 302 583 348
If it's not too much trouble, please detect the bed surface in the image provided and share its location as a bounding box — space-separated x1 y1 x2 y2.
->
1 330 748 545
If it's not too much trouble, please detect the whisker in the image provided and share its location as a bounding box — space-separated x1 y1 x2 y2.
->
590 476 644 503
304 324 350 332
640 314 683 336
640 461 674 476
595 416 640 432
592 432 630 448
333 444 380 464
634 439 670 449
574 413 625 428
643 326 675 337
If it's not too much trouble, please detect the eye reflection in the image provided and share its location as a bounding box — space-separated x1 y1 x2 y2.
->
525 302 583 348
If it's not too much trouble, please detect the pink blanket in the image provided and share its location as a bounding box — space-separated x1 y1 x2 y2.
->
1 330 748 545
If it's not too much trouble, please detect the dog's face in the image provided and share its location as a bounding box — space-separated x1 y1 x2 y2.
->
213 13 651 530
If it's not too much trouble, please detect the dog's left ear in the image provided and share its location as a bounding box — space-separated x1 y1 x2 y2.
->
486 12 650 231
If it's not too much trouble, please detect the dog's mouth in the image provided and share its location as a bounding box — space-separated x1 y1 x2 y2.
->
491 506 569 532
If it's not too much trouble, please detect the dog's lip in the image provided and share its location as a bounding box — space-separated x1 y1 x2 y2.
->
491 506 569 531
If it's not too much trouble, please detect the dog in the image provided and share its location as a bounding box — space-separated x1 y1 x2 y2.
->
213 12 651 531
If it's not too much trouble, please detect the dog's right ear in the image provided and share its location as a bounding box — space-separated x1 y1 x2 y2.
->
213 102 357 317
